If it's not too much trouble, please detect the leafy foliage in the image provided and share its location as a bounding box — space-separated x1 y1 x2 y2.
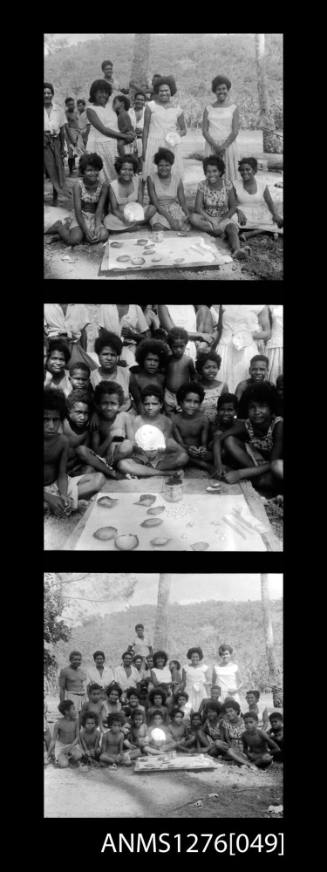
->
44 573 71 678
54 598 282 692
44 33 283 129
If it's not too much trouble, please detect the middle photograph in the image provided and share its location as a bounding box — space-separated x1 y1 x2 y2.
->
44 303 283 552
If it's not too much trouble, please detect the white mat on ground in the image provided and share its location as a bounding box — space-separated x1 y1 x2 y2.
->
134 753 220 772
73 492 267 551
104 235 233 272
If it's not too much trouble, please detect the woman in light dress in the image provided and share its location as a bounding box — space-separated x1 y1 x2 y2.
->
150 651 173 695
212 644 243 705
147 148 190 231
202 75 240 183
266 306 283 384
105 154 155 232
210 304 271 392
86 80 135 184
142 78 187 181
232 158 283 233
182 647 211 712
97 304 149 368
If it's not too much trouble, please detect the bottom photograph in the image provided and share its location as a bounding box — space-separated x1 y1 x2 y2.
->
44 572 283 819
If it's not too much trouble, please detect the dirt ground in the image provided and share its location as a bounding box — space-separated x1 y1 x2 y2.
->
44 129 283 281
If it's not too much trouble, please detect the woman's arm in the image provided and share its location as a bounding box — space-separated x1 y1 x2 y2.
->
263 186 283 226
72 181 92 239
95 183 109 227
108 184 126 222
86 107 132 142
157 305 175 333
142 105 152 160
177 112 187 136
221 106 240 149
253 306 271 342
202 107 216 149
215 420 246 443
270 419 283 461
225 184 239 220
177 180 190 217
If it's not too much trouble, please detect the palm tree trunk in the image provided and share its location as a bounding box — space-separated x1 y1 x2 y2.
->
260 573 282 705
255 34 277 154
129 33 151 97
153 574 171 651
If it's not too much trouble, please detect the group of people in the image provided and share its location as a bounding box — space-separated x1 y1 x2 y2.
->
44 60 283 257
44 304 283 517
44 624 283 770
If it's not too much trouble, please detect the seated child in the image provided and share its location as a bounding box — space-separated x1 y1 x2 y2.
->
242 712 280 768
199 686 223 722
211 393 238 478
117 384 189 477
129 339 168 413
195 351 228 423
44 339 71 396
104 683 123 722
91 331 132 413
68 362 94 401
79 711 102 762
80 683 107 731
202 701 224 746
44 388 105 516
267 711 283 761
183 712 211 752
215 383 283 491
99 713 131 767
146 688 169 725
50 152 109 246
169 659 183 695
143 710 177 755
63 390 118 479
164 328 196 415
168 690 192 723
235 355 270 413
123 709 148 759
91 381 134 468
122 687 145 721
173 382 211 471
244 690 261 723
48 700 83 768
168 708 189 751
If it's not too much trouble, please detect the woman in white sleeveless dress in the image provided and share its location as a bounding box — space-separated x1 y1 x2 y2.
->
182 647 210 712
232 158 283 231
212 644 243 705
266 306 283 384
210 304 271 392
104 154 155 232
86 80 135 184
142 78 186 181
202 75 240 183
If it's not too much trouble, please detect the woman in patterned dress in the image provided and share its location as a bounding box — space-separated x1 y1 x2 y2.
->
190 156 249 259
50 153 109 246
142 78 186 181
202 75 240 183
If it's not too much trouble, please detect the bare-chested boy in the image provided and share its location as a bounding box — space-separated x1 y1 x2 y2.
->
80 683 107 730
91 381 134 468
100 713 131 766
173 382 211 472
164 328 196 415
117 384 188 477
48 700 83 768
79 711 102 762
44 388 105 516
63 390 118 479
44 339 71 396
242 712 280 768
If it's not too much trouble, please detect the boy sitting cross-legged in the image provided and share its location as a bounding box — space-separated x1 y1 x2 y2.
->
91 381 135 470
172 382 212 472
44 388 105 517
63 390 119 480
117 384 189 478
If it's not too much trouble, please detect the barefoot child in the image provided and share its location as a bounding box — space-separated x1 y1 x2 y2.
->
63 390 118 479
144 711 177 755
168 709 189 750
124 709 148 758
44 388 105 516
91 381 134 469
79 711 102 762
211 393 238 479
195 351 229 422
48 700 83 768
44 339 71 396
267 711 283 761
164 328 196 415
183 712 211 752
80 683 108 731
50 152 109 246
173 383 211 471
117 385 188 477
215 384 283 490
91 331 132 413
129 339 168 413
100 713 131 766
242 712 280 768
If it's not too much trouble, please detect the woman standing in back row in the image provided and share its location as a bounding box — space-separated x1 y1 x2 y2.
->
202 75 240 183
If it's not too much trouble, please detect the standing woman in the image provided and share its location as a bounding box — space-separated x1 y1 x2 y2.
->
142 78 186 181
44 83 67 204
210 304 271 392
266 305 283 384
212 644 243 706
182 647 211 713
86 80 135 184
150 651 172 695
202 76 240 183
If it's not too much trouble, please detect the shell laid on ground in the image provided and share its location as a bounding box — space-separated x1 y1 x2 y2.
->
110 241 123 248
174 258 185 263
97 496 118 508
135 494 157 506
114 533 139 550
116 255 131 262
141 518 163 528
150 537 170 546
190 541 210 551
147 506 165 515
151 256 162 262
131 257 145 265
206 485 222 493
136 239 148 245
93 526 118 540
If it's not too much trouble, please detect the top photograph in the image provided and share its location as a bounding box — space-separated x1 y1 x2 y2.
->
44 33 283 280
